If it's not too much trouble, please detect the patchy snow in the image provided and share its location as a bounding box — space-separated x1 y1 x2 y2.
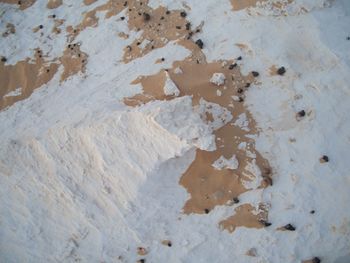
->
4 87 22 97
210 72 226 86
212 155 239 170
1 0 350 263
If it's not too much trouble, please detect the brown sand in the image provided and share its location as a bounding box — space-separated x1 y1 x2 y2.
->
0 0 36 10
83 0 97 5
2 23 16 37
51 19 65 34
219 204 267 232
230 0 265 11
59 44 88 82
0 50 58 110
46 0 62 9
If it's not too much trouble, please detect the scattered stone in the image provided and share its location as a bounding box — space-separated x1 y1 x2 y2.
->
1 57 7 62
320 155 329 163
161 57 165 61
162 240 172 247
137 247 148 256
246 248 257 257
52 14 56 18
204 208 210 214
259 220 271 227
237 56 242 60
310 210 315 214
123 1 127 7
228 63 237 69
210 72 226 86
277 66 286 75
251 71 259 77
185 22 191 30
143 13 151 21
176 26 181 29
233 197 239 204
46 69 50 73
347 36 350 40
237 88 243 94
297 110 306 117
160 16 164 20
39 25 43 29
283 224 296 231
137 259 145 263
238 97 244 102
195 39 204 49
312 257 321 263
166 10 170 15
120 16 125 20
245 83 250 88
180 11 187 17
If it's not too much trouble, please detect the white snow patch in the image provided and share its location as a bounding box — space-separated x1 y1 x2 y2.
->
163 72 180 96
212 155 239 170
210 72 225 86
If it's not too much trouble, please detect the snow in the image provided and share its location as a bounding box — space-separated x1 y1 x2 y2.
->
210 72 226 86
212 155 239 170
1 0 350 262
4 87 22 97
163 72 180 96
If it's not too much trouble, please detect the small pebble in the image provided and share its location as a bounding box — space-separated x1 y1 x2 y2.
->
166 10 170 15
176 26 181 29
161 57 165 61
297 110 306 117
252 71 259 77
259 220 272 227
137 259 145 263
18 1 21 5
123 1 127 7
237 56 242 60
195 39 204 49
347 36 350 40
180 11 187 17
185 22 191 30
1 57 7 62
120 16 125 20
137 247 147 256
320 155 329 163
237 88 243 94
233 197 239 204
238 97 244 102
228 63 237 69
143 13 151 21
52 14 56 18
245 83 251 88
160 16 164 20
310 210 315 214
204 208 209 214
39 25 43 29
312 257 321 263
283 224 296 231
277 66 286 75
46 69 50 73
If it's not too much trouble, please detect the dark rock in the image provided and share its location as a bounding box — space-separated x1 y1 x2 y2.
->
52 14 56 18
120 16 125 20
1 57 7 62
237 56 242 60
39 25 43 29
283 224 296 231
195 39 204 49
160 16 164 20
186 22 191 30
310 210 315 214
176 26 181 29
321 155 329 162
180 11 187 17
18 1 21 4
229 63 237 69
204 208 209 214
123 1 127 7
277 66 286 75
161 58 165 61
238 97 244 102
166 10 170 15
297 110 306 117
259 220 272 227
245 83 251 88
233 197 240 204
143 13 151 21
252 71 259 77
237 88 243 94
312 257 321 263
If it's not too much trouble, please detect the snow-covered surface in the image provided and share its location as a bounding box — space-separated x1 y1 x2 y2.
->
210 72 226 86
1 0 350 262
